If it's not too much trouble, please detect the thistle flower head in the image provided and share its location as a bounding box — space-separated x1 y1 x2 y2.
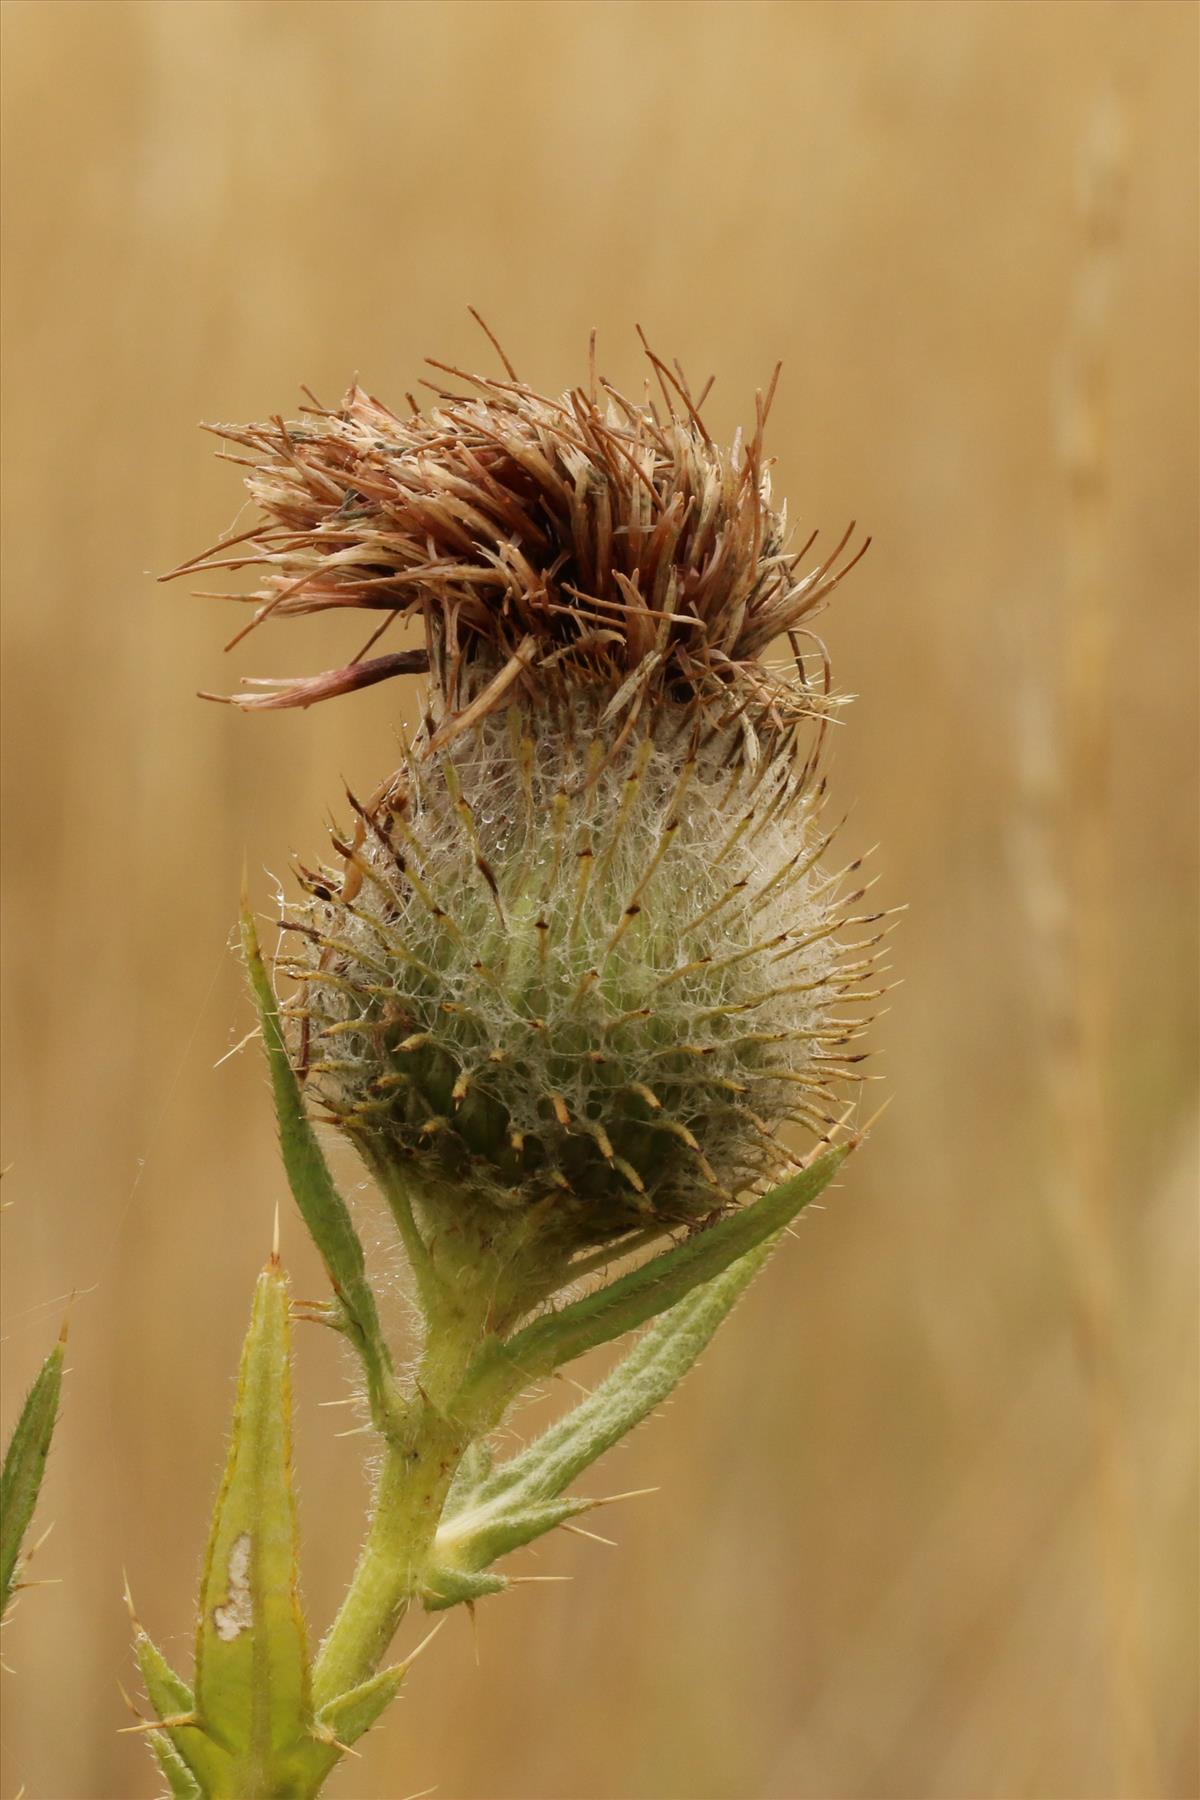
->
182 334 880 1268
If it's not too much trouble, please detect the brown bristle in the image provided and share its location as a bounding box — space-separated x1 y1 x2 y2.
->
168 339 865 757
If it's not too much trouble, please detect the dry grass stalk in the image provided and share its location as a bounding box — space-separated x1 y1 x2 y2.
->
1038 90 1159 1795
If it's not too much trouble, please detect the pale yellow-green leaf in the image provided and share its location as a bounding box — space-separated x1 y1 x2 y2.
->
193 1260 314 1791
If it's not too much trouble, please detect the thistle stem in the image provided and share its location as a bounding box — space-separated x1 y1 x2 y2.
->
312 1263 505 1709
312 1407 466 1709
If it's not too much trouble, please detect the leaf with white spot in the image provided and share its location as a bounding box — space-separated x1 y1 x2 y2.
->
192 1258 314 1792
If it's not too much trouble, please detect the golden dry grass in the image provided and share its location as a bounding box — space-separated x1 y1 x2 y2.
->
1 4 1196 1798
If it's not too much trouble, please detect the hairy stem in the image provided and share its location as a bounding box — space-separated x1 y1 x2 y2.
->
312 1245 524 1710
312 1405 467 1710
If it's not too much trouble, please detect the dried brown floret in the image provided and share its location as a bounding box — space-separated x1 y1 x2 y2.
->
168 330 867 762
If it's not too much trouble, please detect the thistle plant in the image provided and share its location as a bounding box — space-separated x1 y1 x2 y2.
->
136 332 886 1798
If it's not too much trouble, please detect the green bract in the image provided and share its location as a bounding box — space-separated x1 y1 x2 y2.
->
285 698 875 1266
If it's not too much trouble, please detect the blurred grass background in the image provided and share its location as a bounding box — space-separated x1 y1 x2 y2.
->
1 3 1196 1797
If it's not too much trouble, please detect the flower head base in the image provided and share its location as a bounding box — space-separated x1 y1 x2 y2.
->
183 334 882 1266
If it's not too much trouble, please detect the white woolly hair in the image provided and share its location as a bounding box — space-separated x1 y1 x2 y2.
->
281 698 882 1252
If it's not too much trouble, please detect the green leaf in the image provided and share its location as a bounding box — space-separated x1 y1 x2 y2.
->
424 1499 579 1610
241 903 399 1436
147 1733 203 1800
483 1231 775 1506
431 1230 782 1592
133 1617 195 1720
442 1437 494 1515
1 1329 65 1617
129 1610 226 1792
458 1148 848 1428
420 1564 508 1611
132 1267 392 1797
314 1661 411 1752
193 1259 314 1791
